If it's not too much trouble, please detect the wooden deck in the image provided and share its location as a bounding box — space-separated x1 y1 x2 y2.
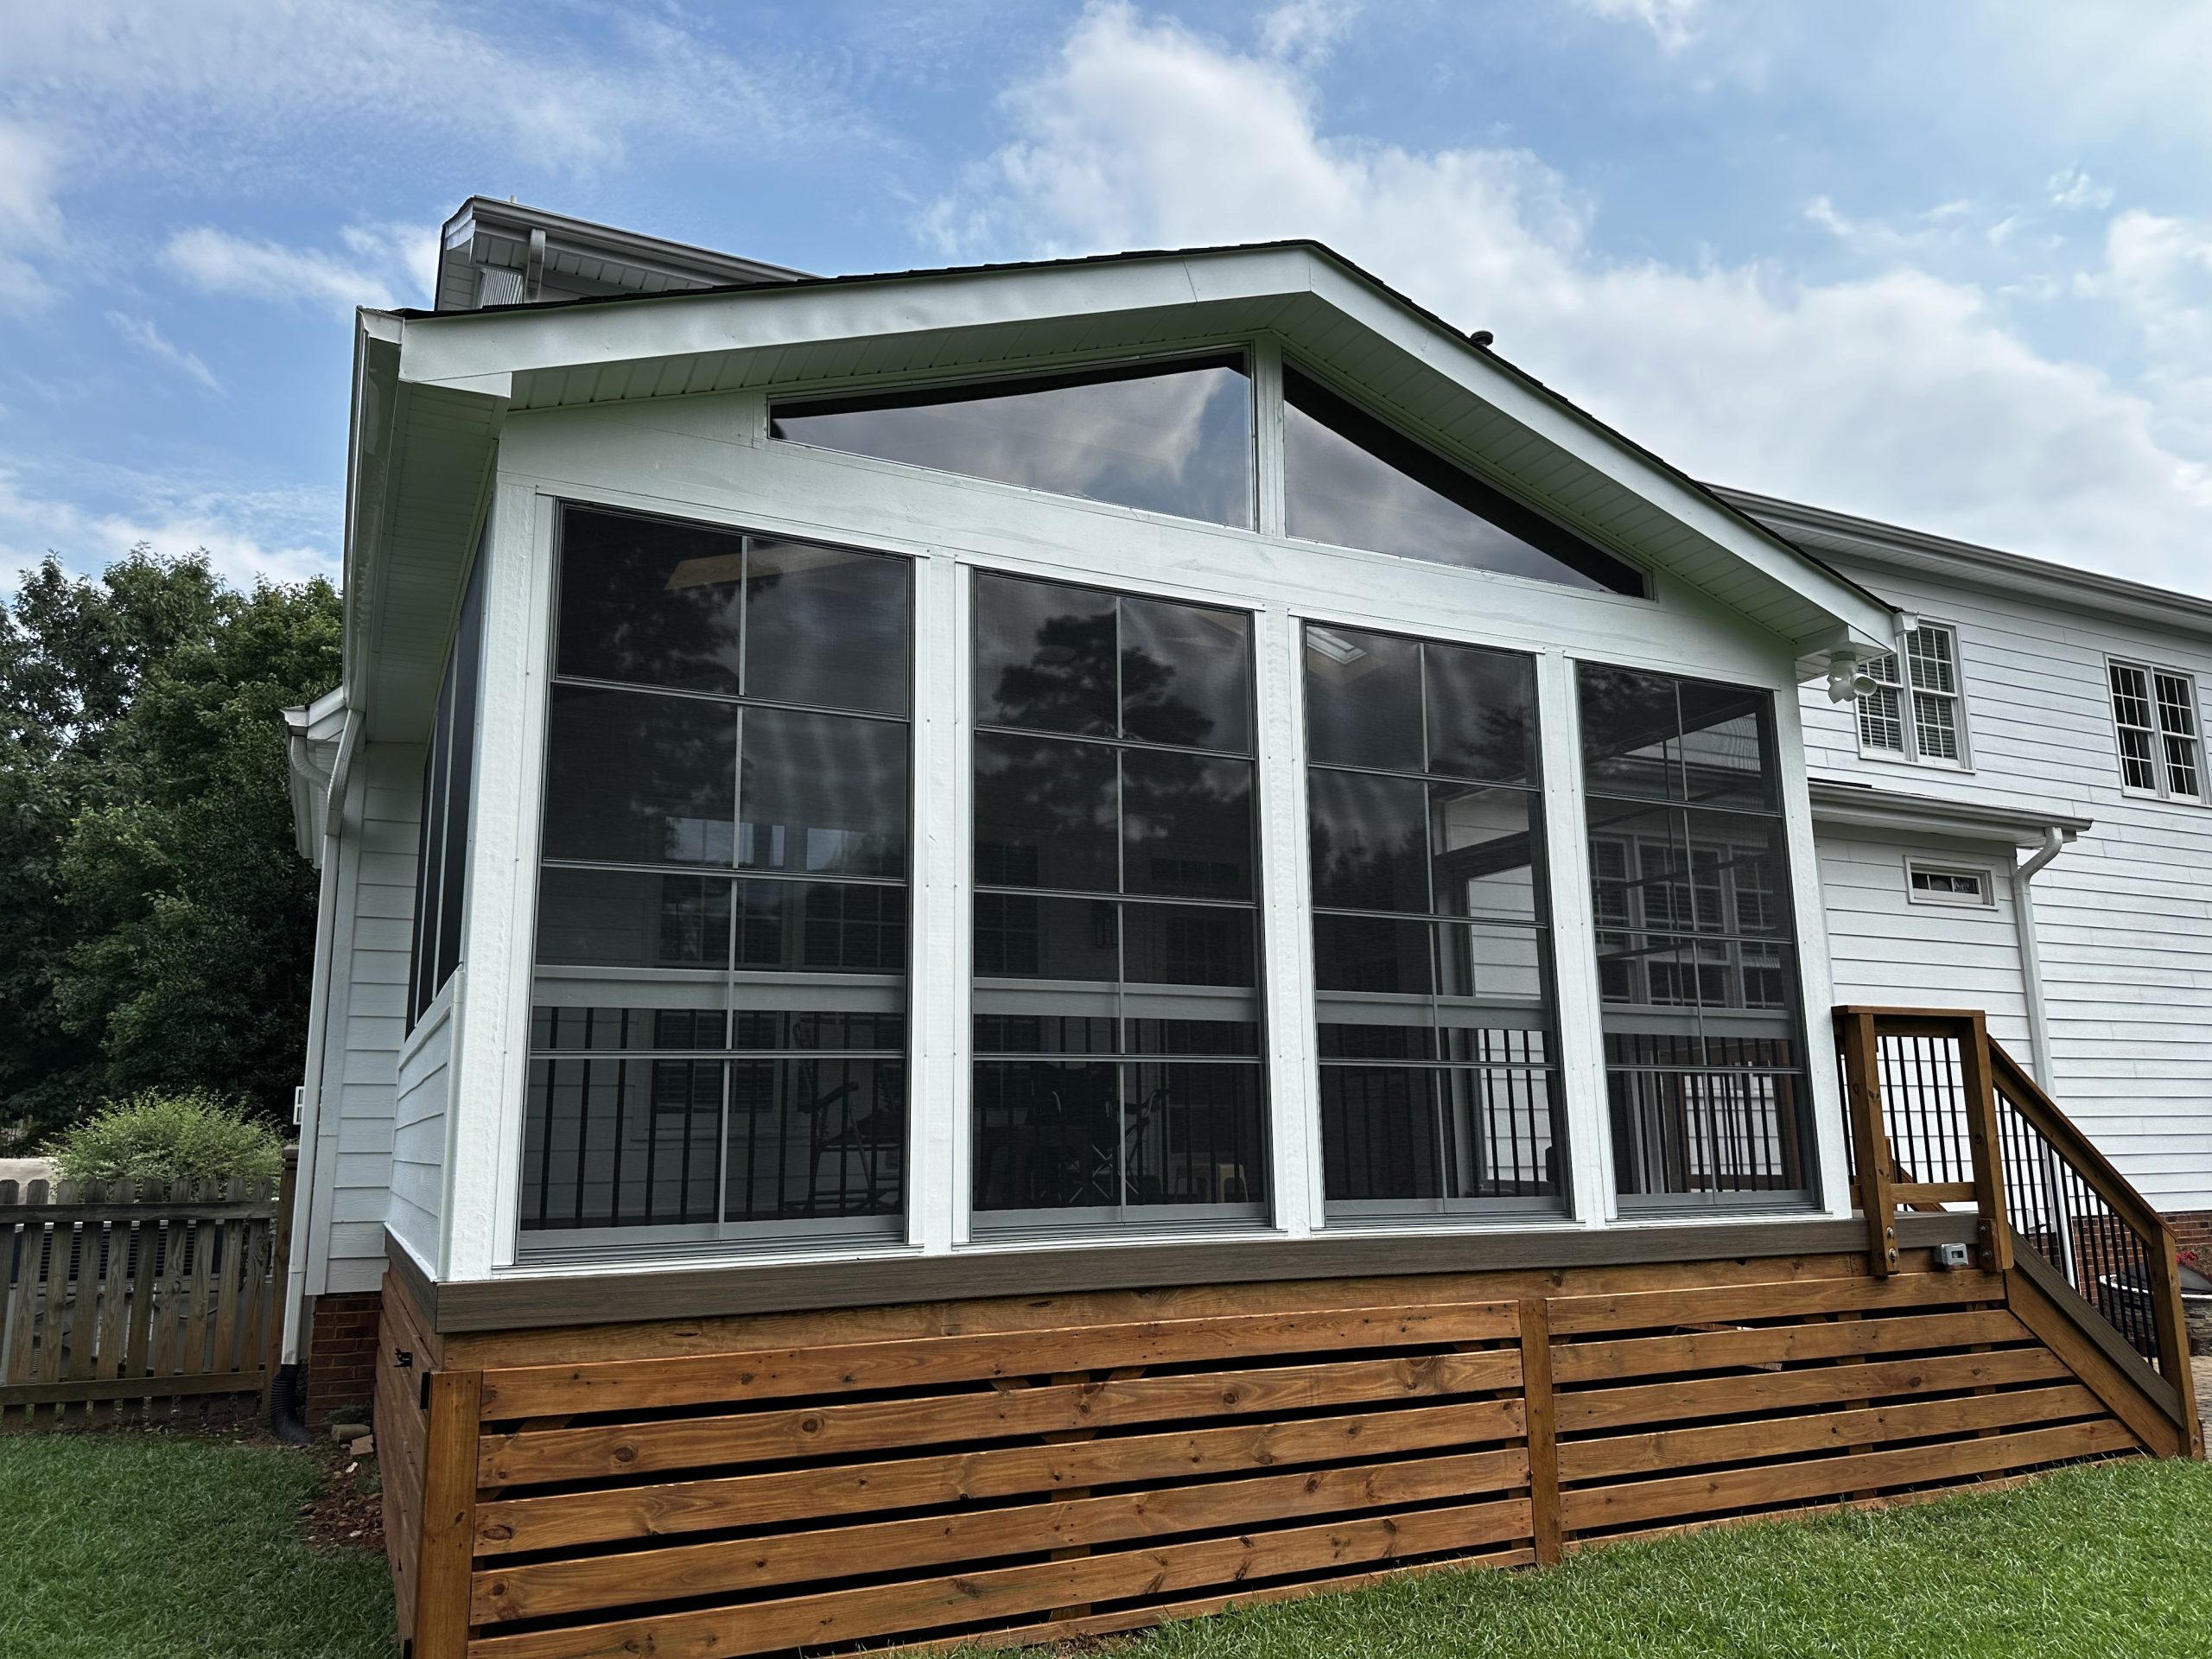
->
373 1010 2200 1657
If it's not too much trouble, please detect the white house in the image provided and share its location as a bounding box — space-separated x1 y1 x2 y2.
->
278 198 2205 1658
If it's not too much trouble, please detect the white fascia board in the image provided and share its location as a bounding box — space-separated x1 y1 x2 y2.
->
388 244 1895 655
391 251 1278 386
1808 779 2091 849
1293 257 1898 658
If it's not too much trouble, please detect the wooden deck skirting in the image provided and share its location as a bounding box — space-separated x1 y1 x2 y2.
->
376 1240 2162 1659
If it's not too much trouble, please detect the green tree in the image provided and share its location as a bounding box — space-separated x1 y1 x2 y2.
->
0 550 339 1140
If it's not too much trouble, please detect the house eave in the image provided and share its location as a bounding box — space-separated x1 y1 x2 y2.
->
1721 486 2212 640
1808 778 2091 849
381 241 1898 666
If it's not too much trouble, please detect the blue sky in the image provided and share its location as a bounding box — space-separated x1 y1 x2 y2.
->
3 1 2210 594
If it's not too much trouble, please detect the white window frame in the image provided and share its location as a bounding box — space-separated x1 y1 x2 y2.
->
453 345 1854 1276
1855 621 1969 769
2107 656 2205 803
1903 859 1994 910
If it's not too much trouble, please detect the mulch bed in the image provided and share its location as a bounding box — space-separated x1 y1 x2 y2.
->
297 1438 385 1556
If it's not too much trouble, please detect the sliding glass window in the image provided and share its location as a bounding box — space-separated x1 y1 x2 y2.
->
1305 625 1565 1216
520 505 912 1247
1576 664 1814 1207
971 572 1267 1230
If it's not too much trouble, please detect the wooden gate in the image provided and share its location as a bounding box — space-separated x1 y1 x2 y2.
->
0 1154 295 1430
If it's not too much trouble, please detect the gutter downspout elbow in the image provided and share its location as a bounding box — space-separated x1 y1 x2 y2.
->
2012 825 2068 1087
323 705 362 842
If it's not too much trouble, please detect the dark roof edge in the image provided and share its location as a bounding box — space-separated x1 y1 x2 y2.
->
1720 486 2212 636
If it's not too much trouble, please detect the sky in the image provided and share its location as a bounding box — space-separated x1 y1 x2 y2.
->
3 0 2211 595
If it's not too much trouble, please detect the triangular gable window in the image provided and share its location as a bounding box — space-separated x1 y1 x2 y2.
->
1283 364 1644 597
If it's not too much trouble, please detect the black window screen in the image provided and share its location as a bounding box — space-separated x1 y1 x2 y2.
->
1577 662 1814 1206
1304 623 1566 1215
520 505 913 1242
407 539 486 1027
970 572 1267 1226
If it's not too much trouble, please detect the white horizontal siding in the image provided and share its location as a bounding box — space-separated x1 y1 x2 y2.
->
389 992 452 1272
1802 559 2212 1212
1814 829 2031 1054
305 741 424 1295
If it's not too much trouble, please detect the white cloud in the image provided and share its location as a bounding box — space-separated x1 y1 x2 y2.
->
1571 0 1707 54
2048 166 2113 212
1258 0 1359 67
0 465 336 592
0 3 862 195
0 119 64 312
160 221 438 315
105 312 222 395
928 5 2212 589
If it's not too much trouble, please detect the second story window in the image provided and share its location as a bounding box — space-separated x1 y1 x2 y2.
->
1856 625 1964 765
2109 660 2202 800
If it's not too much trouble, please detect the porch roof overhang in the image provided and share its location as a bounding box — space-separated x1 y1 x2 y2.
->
344 239 1903 742
1808 778 2092 849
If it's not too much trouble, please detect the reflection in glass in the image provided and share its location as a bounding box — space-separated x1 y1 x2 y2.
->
972 572 1265 1223
1122 751 1254 900
1577 661 1808 1205
1303 626 1423 773
974 733 1118 892
526 505 912 1241
543 686 736 868
1283 365 1643 595
974 575 1117 737
556 509 747 693
772 355 1255 529
1306 622 1563 1213
742 540 910 715
1309 770 1428 915
1120 597 1252 753
536 868 731 969
739 707 910 879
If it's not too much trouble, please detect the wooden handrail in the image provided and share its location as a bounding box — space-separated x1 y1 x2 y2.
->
1833 1004 2202 1459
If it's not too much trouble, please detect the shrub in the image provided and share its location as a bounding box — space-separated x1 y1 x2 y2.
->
46 1090 284 1187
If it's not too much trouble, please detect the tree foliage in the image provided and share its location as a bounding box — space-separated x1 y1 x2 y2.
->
0 548 339 1141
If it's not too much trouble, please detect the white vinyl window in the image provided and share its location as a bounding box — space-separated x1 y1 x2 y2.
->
1905 861 1992 908
2109 659 2202 801
1857 625 1965 766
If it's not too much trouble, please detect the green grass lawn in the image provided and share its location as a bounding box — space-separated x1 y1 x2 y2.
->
0 1438 2204 1659
1118 1459 2212 1659
0 1432 395 1659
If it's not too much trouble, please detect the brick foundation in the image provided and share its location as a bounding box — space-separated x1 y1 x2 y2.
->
302 1289 384 1428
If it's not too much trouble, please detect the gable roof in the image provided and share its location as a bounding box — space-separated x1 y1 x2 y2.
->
345 238 1901 738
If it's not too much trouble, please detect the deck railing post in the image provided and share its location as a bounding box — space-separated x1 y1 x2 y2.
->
1955 1012 2013 1273
2149 1224 2205 1459
1837 1010 1896 1276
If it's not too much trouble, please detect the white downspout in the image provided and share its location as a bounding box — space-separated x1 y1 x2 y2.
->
2012 825 2067 1087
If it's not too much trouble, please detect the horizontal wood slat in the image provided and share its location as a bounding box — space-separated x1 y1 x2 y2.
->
480 1348 1520 1486
472 1445 1532 1625
477 1396 1526 1555
476 1301 1519 1421
1546 1269 2006 1336
469 1498 1535 1659
1551 1306 2031 1385
1558 1344 2069 1433
1559 1384 2105 1482
1558 1418 2138 1533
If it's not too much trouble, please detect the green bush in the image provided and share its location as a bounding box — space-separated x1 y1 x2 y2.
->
45 1090 284 1187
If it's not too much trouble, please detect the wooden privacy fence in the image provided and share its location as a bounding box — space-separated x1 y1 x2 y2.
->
0 1152 296 1430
